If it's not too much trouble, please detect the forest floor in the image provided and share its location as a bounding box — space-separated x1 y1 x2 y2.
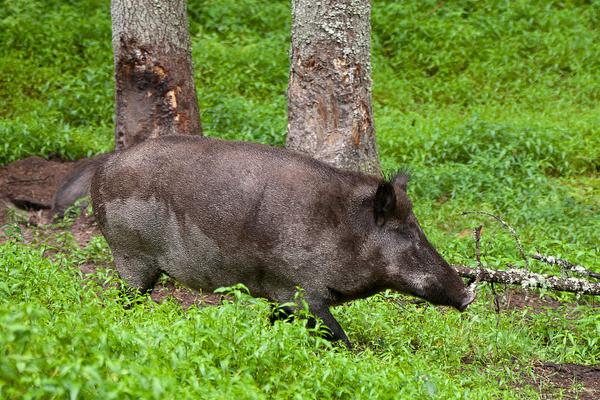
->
1 156 598 399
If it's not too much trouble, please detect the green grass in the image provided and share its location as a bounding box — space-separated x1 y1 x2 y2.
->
1 0 599 398
1 235 597 399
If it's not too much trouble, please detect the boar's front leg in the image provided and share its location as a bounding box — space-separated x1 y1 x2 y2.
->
309 304 352 348
113 252 160 295
271 302 352 348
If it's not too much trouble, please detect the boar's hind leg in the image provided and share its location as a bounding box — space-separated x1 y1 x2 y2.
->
309 304 352 349
113 252 160 295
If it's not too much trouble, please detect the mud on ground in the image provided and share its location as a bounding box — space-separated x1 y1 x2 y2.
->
526 362 600 400
0 156 76 225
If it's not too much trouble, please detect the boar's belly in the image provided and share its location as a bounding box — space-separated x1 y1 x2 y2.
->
103 197 231 289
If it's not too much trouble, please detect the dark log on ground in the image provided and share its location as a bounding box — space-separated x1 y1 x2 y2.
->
453 265 600 296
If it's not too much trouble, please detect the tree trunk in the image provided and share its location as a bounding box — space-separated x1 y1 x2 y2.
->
111 0 202 150
287 0 381 176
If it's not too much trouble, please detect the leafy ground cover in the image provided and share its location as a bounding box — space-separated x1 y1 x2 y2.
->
1 0 599 398
1 222 598 399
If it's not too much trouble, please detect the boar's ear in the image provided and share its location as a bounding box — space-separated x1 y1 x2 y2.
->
374 182 396 227
392 172 409 193
396 192 413 224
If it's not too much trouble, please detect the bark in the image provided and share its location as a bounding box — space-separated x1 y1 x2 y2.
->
454 265 600 296
111 0 201 150
287 0 381 176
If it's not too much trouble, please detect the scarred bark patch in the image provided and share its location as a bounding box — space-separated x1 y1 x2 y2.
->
111 0 201 149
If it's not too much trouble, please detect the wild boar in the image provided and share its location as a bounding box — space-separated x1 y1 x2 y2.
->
91 136 475 347
52 153 111 218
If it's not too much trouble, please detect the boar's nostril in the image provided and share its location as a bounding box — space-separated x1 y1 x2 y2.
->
458 291 476 312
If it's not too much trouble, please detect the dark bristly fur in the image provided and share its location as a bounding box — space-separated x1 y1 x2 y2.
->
91 135 474 347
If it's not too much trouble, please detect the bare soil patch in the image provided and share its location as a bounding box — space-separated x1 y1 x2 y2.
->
503 289 563 312
527 362 600 399
151 280 222 309
482 287 598 314
0 156 77 225
70 211 101 248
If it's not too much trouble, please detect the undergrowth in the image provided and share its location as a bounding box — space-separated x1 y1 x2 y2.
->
1 236 597 399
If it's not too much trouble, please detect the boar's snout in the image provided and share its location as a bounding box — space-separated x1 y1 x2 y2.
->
421 264 475 312
457 290 476 312
444 265 476 312
409 245 476 312
436 260 476 312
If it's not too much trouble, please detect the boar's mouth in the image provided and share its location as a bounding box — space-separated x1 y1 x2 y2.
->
405 248 476 311
457 290 476 311
401 277 476 312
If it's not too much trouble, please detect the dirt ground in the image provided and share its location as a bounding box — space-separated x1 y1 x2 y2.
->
527 362 600 399
1 156 598 397
0 156 76 224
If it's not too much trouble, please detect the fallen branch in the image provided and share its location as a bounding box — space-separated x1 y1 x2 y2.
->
531 253 600 280
453 265 600 296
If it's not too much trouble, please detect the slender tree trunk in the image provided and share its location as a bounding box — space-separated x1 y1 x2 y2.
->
287 0 381 176
111 0 201 150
